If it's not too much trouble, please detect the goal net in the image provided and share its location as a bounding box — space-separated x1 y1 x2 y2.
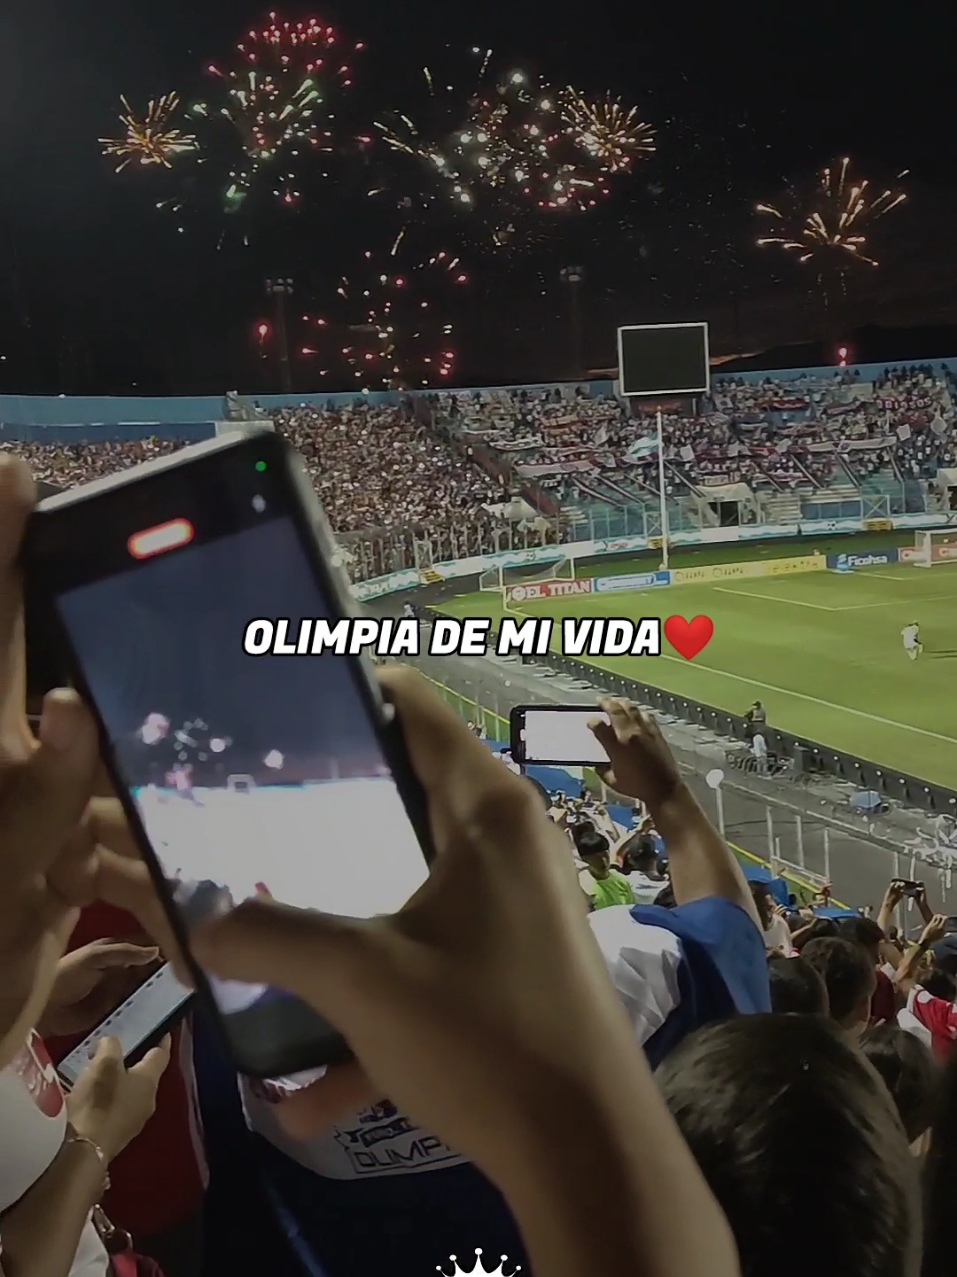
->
911 528 957 568
479 556 576 592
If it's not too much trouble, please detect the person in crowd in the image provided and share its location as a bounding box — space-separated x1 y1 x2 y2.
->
750 729 769 776
618 831 668 904
0 461 742 1277
219 694 766 1277
837 915 899 1026
749 880 794 954
802 936 876 1037
656 1015 921 1277
768 954 828 1015
744 700 766 736
0 1028 171 1277
43 904 209 1277
171 667 743 1277
574 828 636 909
861 1024 941 1154
791 915 838 952
584 699 769 1065
896 914 957 1061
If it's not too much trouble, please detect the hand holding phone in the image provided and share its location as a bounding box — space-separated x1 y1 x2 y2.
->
56 962 192 1090
66 1034 172 1162
29 431 433 1077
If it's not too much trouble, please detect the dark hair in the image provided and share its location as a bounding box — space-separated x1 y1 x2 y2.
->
793 916 838 952
574 829 610 860
657 1016 920 1277
802 937 876 1027
618 831 658 874
653 882 676 909
748 880 774 928
922 969 957 1003
837 916 886 959
768 955 829 1015
860 1024 941 1144
934 950 957 978
569 820 595 850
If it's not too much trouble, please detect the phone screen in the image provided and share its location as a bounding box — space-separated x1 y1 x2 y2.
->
519 708 611 766
52 513 430 1067
56 963 192 1088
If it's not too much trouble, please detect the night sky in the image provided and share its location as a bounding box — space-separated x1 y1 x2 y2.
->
1 0 954 393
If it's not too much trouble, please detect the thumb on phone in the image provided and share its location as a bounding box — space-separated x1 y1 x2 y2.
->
130 1035 173 1085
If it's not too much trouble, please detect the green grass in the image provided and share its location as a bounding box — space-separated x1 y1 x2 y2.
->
443 560 957 789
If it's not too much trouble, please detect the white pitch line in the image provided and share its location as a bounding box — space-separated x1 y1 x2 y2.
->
509 604 957 747
836 591 957 611
711 586 835 611
652 651 957 746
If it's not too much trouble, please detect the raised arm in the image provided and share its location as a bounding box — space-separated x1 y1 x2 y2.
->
590 699 760 927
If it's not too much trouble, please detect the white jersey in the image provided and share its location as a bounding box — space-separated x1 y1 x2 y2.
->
902 625 919 649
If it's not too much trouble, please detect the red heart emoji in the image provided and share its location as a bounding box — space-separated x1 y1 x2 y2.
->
664 615 714 661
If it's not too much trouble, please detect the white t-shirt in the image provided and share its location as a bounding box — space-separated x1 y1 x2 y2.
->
902 625 919 648
241 1082 468 1181
762 914 794 955
0 1032 108 1277
625 871 668 905
752 733 768 760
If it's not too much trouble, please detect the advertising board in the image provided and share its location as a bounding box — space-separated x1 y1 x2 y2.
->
594 571 671 593
505 578 595 604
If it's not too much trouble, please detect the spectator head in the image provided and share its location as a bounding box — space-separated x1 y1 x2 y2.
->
619 832 659 876
748 880 775 931
921 968 957 1003
575 829 611 877
524 777 551 812
657 1015 920 1277
837 915 886 965
768 955 829 1015
802 937 876 1036
793 916 838 952
860 1024 941 1147
653 882 676 909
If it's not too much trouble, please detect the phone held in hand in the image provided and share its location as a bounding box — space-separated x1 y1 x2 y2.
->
56 963 193 1090
510 704 611 768
27 429 435 1078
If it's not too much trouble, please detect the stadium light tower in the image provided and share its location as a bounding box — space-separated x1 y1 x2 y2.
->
265 277 294 393
559 265 586 378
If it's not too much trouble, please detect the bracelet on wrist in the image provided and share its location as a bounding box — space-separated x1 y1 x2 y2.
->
65 1128 110 1193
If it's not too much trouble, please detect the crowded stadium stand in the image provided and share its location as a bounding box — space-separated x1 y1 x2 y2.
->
4 358 957 584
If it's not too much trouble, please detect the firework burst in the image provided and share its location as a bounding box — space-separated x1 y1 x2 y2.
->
373 56 651 251
756 157 908 269
191 12 364 208
560 90 655 173
303 230 469 388
100 95 199 171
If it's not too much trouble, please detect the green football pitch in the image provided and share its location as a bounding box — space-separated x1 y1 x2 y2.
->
441 545 957 790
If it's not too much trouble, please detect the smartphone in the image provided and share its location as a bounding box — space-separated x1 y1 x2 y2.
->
510 705 611 768
27 429 434 1077
897 880 924 896
55 963 193 1090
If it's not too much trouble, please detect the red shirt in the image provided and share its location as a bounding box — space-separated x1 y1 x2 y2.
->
904 987 957 1062
870 969 897 1026
45 903 208 1237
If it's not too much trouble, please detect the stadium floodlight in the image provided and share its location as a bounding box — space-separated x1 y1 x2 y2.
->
616 321 710 570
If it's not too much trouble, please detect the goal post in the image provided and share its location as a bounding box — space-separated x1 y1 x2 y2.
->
911 528 957 567
479 555 577 592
